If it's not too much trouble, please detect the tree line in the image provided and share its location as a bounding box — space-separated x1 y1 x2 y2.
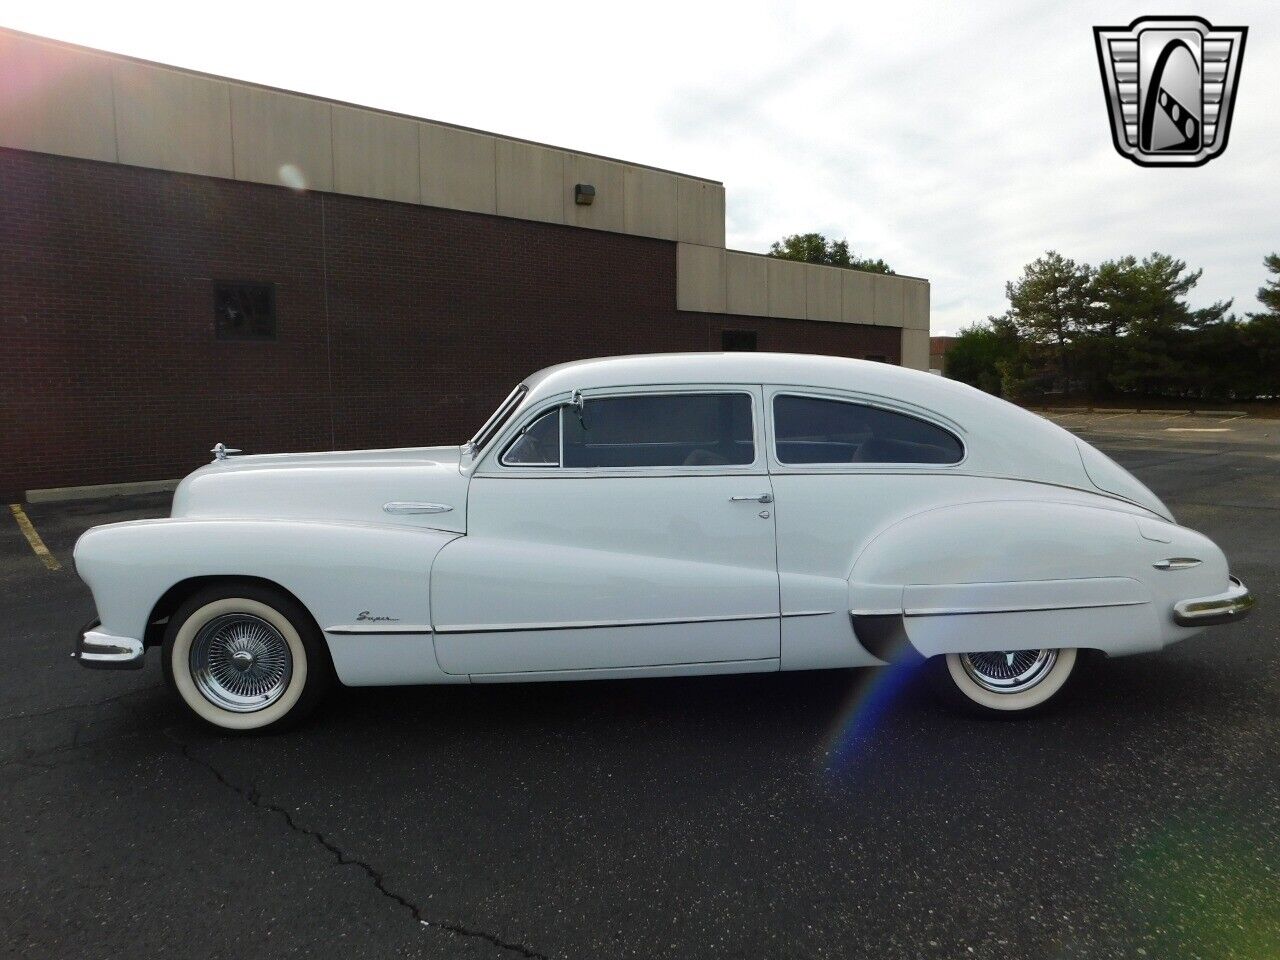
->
947 252 1280 403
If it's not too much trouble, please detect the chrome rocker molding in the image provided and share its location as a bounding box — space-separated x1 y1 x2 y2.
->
1173 576 1255 627
73 620 144 669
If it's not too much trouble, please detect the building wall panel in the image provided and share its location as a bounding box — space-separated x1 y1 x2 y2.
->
421 123 497 215
331 105 420 204
113 61 234 178
623 166 678 240
0 31 116 162
766 258 808 320
496 140 565 224
726 252 768 317
676 178 726 247
230 86 334 191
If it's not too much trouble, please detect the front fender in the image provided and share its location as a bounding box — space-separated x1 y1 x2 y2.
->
74 518 462 684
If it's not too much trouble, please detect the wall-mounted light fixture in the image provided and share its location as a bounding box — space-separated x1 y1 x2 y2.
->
574 183 596 206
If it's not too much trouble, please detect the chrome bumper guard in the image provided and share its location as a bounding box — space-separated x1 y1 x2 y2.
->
1173 576 1255 627
73 619 145 669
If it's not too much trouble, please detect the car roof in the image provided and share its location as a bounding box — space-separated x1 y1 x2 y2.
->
525 352 937 399
519 352 1097 493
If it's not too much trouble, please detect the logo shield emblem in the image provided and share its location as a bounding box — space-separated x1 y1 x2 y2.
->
1094 16 1247 167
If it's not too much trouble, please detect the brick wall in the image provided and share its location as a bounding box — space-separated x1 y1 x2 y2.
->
0 148 900 497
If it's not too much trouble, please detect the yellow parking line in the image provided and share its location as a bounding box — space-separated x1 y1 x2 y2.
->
8 503 62 572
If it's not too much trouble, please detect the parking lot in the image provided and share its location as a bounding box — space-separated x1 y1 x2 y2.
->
3 417 1276 959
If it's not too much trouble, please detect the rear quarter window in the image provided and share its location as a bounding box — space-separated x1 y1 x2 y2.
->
773 394 963 465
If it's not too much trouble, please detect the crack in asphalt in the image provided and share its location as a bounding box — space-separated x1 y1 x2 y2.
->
0 683 164 724
168 732 550 960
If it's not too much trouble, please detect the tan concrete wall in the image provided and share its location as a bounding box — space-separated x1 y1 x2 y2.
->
0 29 722 244
0 31 115 162
331 105 420 204
676 243 726 313
230 85 334 191
677 179 726 247
726 252 768 316
421 124 497 215
678 244 930 335
113 61 234 178
623 167 679 241
901 328 931 371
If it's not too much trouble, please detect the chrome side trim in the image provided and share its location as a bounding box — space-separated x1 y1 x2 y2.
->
325 624 434 635
1173 576 1255 626
436 611 778 634
1154 557 1202 570
74 621 145 670
383 502 453 515
904 598 1148 617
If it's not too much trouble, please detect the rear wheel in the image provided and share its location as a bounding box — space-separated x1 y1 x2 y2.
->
162 582 332 733
934 647 1078 715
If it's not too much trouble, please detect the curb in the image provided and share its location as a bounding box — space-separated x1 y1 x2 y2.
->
25 478 181 504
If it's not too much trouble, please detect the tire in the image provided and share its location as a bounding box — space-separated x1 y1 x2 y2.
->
162 582 333 733
931 647 1078 716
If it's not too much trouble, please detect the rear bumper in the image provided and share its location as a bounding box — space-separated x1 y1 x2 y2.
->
1173 576 1255 627
73 619 145 669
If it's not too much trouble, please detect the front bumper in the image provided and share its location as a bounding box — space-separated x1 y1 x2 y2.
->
1173 576 1255 627
73 619 145 669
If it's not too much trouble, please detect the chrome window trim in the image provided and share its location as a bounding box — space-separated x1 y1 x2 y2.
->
468 384 529 454
498 407 563 469
481 385 766 476
767 388 967 470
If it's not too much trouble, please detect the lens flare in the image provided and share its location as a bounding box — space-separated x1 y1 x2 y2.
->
824 655 930 772
277 163 307 191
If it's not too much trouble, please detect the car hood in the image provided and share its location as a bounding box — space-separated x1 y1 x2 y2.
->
171 445 468 533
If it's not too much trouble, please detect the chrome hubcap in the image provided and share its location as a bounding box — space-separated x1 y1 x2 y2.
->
190 613 292 713
960 648 1058 694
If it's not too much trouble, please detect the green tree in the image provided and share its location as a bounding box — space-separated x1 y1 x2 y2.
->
1099 253 1231 397
1251 253 1280 316
767 232 893 274
1004 251 1093 390
945 316 1020 396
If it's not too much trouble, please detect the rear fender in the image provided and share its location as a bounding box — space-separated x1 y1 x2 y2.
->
849 500 1226 658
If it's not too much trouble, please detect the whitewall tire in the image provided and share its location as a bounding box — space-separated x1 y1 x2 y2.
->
162 583 331 732
936 647 1078 715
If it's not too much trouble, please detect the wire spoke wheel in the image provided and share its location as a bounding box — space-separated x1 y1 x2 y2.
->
189 613 293 713
959 648 1058 694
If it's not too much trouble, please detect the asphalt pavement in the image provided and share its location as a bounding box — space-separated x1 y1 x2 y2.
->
2 418 1276 959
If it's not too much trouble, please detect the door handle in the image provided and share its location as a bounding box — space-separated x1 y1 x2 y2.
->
730 493 773 504
383 501 454 515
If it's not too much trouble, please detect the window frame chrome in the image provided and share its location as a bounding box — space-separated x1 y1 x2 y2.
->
764 386 968 472
480 384 767 478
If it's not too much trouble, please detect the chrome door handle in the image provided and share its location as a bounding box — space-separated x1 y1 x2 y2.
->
383 501 453 515
730 493 773 504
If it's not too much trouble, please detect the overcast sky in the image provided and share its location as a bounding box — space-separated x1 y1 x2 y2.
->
6 2 1277 333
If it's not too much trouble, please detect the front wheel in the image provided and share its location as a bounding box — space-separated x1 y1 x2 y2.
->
933 647 1078 715
162 582 332 733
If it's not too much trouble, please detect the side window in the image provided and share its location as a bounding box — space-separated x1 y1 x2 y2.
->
500 409 561 467
773 394 963 465
564 393 754 469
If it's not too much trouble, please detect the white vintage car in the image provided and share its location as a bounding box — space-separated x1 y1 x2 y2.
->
73 353 1253 731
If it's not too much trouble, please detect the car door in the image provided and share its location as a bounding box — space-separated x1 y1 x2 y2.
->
764 387 968 670
430 385 781 677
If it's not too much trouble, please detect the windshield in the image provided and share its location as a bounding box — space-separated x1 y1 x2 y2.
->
466 384 528 454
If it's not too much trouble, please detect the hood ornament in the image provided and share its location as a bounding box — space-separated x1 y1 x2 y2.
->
211 442 242 462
